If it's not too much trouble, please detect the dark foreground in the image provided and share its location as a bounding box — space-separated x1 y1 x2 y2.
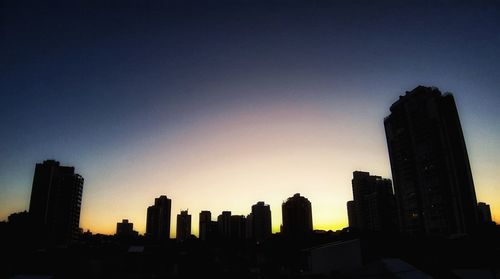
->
1 224 499 279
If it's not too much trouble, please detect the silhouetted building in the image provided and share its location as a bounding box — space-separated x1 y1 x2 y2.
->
146 195 171 240
246 213 253 239
347 171 397 232
7 211 32 235
199 210 212 241
251 201 272 242
176 210 191 241
209 221 219 240
282 193 313 238
116 219 138 237
477 202 492 224
384 86 478 236
217 211 231 239
230 215 246 240
29 160 84 244
346 201 357 229
8 211 30 225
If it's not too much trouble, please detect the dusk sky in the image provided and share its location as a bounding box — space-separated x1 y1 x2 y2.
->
1 0 499 236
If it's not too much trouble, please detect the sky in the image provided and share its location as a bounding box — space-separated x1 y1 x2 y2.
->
1 0 499 236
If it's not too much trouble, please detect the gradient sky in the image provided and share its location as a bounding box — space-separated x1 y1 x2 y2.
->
1 0 499 236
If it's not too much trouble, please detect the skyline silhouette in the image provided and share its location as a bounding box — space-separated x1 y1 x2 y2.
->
2 86 496 241
1 0 500 238
1 86 495 238
1 2 500 277
1 127 498 278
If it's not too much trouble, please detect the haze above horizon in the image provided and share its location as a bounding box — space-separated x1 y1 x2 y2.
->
1 0 499 236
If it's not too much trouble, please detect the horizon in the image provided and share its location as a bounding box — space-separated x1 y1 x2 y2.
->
1 1 499 237
2 84 498 237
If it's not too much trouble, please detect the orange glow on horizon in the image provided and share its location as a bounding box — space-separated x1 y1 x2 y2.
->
75 101 500 236
2 99 498 237
77 101 388 236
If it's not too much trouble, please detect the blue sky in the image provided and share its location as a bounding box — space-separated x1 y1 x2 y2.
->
1 0 499 233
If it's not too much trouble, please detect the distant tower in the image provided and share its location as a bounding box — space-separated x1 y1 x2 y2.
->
281 193 313 238
346 200 357 228
246 213 254 239
384 86 478 236
347 171 397 232
477 202 492 224
217 211 231 239
251 201 272 242
146 195 171 240
176 210 191 241
29 160 84 244
199 210 212 241
230 215 247 240
116 219 137 237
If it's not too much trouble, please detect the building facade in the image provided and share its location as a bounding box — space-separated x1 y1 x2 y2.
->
217 211 232 239
116 219 137 237
281 193 313 238
346 200 357 230
384 86 478 236
251 201 272 242
146 195 171 240
176 210 191 241
199 210 212 241
29 160 84 244
477 202 492 224
347 171 397 232
230 215 247 240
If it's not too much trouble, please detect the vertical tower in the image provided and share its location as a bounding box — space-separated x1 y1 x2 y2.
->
29 160 83 244
199 210 212 241
217 211 232 239
477 202 492 224
246 213 254 239
176 210 191 241
384 86 478 236
281 193 313 238
230 215 247 240
146 195 171 240
346 200 357 228
116 219 137 237
347 171 397 232
29 160 84 245
251 201 272 242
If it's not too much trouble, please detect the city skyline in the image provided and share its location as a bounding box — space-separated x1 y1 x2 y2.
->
14 134 494 239
1 1 500 236
1 84 498 237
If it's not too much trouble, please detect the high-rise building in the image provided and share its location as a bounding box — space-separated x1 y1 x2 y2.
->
116 219 137 237
146 195 171 240
230 215 247 240
251 201 272 242
29 160 84 244
199 210 212 241
246 213 254 239
477 202 492 224
217 211 231 239
176 210 191 241
281 193 313 238
384 86 478 236
346 201 357 229
347 171 397 232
